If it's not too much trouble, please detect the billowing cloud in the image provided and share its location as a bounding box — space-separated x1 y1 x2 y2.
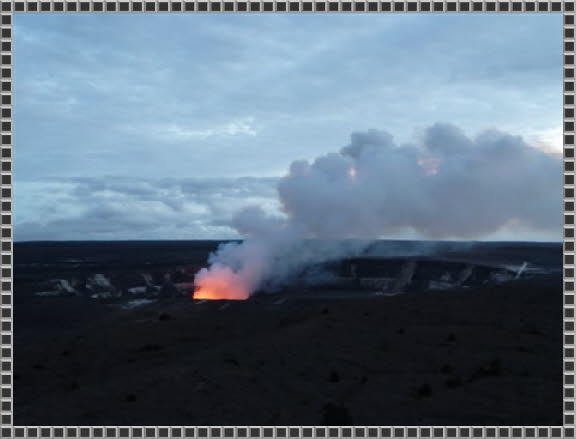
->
196 123 561 300
278 123 561 240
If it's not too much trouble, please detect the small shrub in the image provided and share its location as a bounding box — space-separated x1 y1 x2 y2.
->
321 403 354 425
158 312 171 321
328 370 340 383
444 376 463 389
468 358 503 381
379 339 389 352
440 364 452 375
412 383 432 399
223 353 240 366
64 380 79 391
486 358 502 377
139 344 164 352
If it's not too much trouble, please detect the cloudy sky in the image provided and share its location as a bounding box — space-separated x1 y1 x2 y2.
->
14 13 562 241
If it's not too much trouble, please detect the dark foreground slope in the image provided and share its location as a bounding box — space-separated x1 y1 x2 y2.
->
15 274 562 426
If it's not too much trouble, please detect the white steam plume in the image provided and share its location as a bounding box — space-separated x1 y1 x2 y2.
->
194 123 561 299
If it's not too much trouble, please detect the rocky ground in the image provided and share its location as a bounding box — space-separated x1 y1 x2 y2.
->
13 241 563 426
14 277 561 426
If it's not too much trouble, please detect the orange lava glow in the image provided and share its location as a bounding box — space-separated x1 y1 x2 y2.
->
193 287 248 301
193 263 252 301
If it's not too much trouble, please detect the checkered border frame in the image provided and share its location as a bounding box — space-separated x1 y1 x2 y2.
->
0 1 573 11
0 0 572 437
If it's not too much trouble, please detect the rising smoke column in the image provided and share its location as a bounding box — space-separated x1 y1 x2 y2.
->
193 123 561 299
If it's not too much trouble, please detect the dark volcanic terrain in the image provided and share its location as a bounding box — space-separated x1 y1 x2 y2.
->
13 241 562 426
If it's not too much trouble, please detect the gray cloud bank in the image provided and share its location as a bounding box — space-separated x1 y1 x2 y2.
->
15 14 561 182
15 176 280 241
17 123 560 243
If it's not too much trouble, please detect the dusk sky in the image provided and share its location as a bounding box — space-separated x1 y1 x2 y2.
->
14 13 562 241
